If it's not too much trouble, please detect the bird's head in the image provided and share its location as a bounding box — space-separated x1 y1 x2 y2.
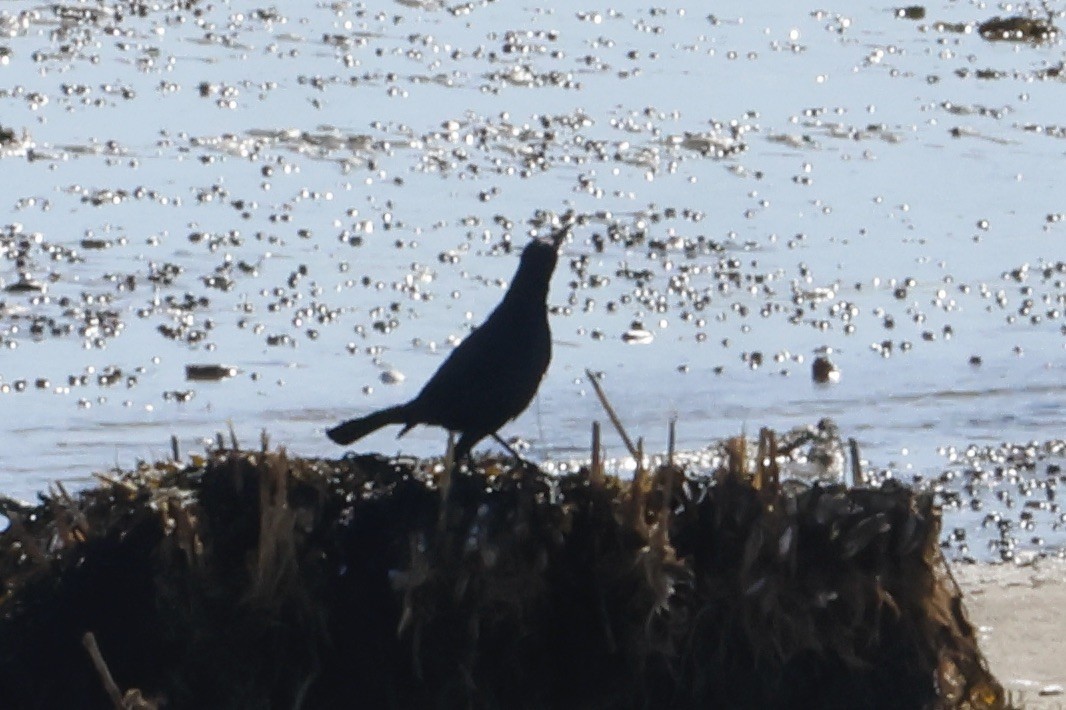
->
520 211 573 270
509 211 574 302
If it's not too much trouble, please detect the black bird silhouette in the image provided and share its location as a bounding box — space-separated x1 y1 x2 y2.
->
327 215 571 461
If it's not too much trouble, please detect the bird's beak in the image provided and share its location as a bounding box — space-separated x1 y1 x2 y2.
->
550 211 575 249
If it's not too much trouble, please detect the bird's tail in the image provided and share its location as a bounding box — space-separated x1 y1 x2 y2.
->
326 405 410 445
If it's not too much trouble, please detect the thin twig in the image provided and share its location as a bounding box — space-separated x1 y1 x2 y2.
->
0 494 32 519
754 429 780 496
250 452 297 607
82 632 126 709
667 417 676 468
91 472 138 496
721 435 747 483
755 429 768 491
46 492 77 549
766 429 779 489
437 433 456 533
584 369 638 459
848 438 864 486
657 463 677 524
293 667 320 710
590 421 603 487
171 501 203 567
626 437 649 537
54 481 90 535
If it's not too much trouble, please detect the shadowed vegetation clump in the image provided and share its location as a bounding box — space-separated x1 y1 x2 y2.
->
0 433 1006 709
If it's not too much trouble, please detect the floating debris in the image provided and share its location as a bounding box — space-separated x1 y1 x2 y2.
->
621 322 654 344
379 369 405 385
895 6 926 20
184 364 238 382
978 16 1057 42
812 354 841 383
3 276 45 294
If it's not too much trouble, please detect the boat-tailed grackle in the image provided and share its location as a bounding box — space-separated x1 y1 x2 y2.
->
327 213 572 462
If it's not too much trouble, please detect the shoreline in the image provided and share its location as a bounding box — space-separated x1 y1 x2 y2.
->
952 557 1066 708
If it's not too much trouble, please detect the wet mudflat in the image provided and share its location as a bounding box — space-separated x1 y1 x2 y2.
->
0 2 1063 559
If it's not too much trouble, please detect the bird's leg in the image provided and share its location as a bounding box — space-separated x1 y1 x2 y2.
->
453 432 477 470
490 433 538 470
490 432 521 458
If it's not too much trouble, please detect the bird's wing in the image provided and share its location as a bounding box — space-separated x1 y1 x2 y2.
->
410 313 547 430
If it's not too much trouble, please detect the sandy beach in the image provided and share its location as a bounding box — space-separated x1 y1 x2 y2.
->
953 558 1066 709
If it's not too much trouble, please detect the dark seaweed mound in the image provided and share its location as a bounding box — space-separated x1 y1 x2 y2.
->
0 436 1005 709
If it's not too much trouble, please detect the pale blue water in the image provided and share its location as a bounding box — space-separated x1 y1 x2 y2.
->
0 1 1063 555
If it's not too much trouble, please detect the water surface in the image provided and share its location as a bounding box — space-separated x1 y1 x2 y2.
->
1 0 1063 556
